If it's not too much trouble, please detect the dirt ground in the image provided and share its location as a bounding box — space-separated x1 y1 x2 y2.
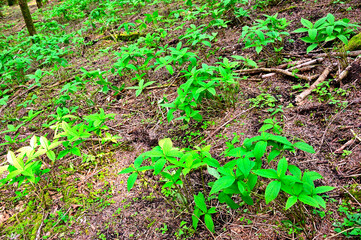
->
0 0 361 239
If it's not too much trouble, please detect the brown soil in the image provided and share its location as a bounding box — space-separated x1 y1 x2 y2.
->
0 0 361 239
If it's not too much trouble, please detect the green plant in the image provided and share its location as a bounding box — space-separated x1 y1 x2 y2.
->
294 13 359 53
121 124 334 235
174 221 195 239
180 24 218 48
192 192 217 233
249 93 278 109
334 206 361 237
0 135 61 186
127 79 156 97
240 13 290 54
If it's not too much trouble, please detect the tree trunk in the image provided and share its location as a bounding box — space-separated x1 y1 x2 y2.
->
18 0 36 36
7 0 17 6
36 0 42 9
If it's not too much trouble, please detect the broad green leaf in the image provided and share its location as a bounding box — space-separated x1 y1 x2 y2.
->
314 186 335 194
259 124 273 132
192 209 201 230
308 29 317 40
165 65 174 75
203 157 220 168
237 158 254 178
253 141 267 160
306 43 318 54
46 150 56 162
8 151 24 170
285 196 298 210
202 41 212 47
159 138 173 154
266 134 292 146
218 192 239 209
30 135 37 148
194 192 207 213
137 166 153 171
240 194 254 205
326 26 334 36
7 151 16 165
268 149 280 162
5 169 22 181
293 141 315 153
326 13 335 24
293 27 309 33
337 35 348 45
40 136 49 149
301 18 313 28
204 214 215 233
247 173 258 191
127 172 138 191
277 157 288 177
303 171 323 181
207 166 220 179
48 141 63 150
253 169 278 179
237 181 247 195
265 181 281 204
71 147 81 156
288 165 302 179
119 167 135 174
298 194 319 208
210 176 235 195
154 158 166 175
134 155 145 169
313 195 326 208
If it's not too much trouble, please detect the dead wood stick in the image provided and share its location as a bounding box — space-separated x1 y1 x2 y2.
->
336 65 352 82
295 65 334 104
335 129 361 153
335 139 355 153
262 65 317 78
288 58 324 70
312 50 361 58
262 58 322 78
335 56 360 82
276 58 312 69
351 129 361 142
236 68 315 81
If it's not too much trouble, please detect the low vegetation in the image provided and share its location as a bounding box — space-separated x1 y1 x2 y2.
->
0 0 361 239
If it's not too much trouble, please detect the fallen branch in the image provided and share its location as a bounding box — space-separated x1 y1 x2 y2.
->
277 58 312 69
311 50 361 58
295 64 335 104
236 67 317 81
262 65 317 78
262 58 323 78
288 58 324 70
334 139 355 154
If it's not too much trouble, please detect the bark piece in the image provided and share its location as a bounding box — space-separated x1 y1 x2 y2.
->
18 0 36 36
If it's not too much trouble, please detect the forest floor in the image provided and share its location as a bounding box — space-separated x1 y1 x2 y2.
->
0 0 361 239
